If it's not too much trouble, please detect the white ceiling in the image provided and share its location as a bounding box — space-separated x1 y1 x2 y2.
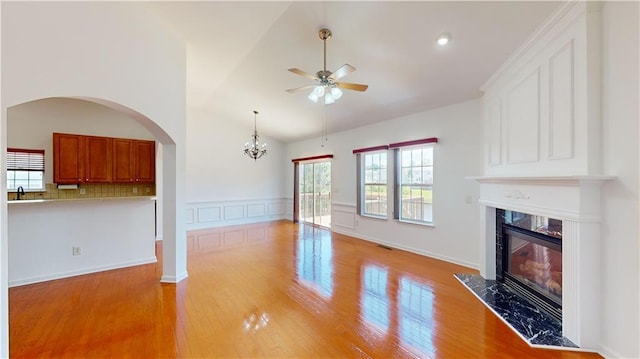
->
141 1 562 143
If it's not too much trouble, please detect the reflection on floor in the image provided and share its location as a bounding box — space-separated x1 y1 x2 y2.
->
9 221 601 358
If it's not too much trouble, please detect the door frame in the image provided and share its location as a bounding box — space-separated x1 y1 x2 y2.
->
291 154 333 226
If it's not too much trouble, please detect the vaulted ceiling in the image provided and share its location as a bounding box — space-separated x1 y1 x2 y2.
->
141 1 561 143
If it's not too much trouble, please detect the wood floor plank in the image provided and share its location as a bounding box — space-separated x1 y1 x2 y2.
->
9 220 602 358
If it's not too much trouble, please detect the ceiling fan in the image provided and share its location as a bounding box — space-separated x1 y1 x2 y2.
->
286 28 368 104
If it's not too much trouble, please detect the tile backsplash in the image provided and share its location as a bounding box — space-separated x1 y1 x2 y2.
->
8 183 156 201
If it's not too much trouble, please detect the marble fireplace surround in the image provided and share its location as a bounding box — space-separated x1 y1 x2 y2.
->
471 175 614 351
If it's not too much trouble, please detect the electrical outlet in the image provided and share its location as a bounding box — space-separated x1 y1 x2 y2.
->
145 187 150 193
80 188 86 195
132 187 138 193
72 246 82 256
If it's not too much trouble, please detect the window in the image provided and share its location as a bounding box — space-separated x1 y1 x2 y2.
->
7 148 45 190
354 145 389 218
392 138 436 225
361 151 388 218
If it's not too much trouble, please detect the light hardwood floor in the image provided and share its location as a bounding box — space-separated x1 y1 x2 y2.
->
10 220 602 358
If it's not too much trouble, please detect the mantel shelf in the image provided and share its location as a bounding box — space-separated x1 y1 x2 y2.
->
466 175 616 185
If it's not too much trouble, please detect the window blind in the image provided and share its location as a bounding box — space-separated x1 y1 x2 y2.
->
7 148 45 171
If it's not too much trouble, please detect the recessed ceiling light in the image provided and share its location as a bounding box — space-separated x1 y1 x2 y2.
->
436 33 452 46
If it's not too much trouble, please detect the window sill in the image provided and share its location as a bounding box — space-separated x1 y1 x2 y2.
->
9 189 46 193
397 219 435 228
361 214 388 221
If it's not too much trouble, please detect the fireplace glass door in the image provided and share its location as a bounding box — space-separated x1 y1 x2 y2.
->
505 226 562 306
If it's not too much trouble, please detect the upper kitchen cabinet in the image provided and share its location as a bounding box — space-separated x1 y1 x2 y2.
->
112 138 155 183
133 140 155 183
54 133 155 184
84 136 112 183
53 133 85 184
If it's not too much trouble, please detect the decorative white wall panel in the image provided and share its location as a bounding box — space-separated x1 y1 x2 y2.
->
331 203 356 230
247 204 266 218
268 203 285 216
549 40 575 160
224 205 244 220
506 69 541 164
486 98 502 166
186 208 195 224
197 206 221 223
481 1 601 176
186 198 292 230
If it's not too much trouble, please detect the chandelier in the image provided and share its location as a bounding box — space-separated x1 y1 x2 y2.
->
244 110 267 161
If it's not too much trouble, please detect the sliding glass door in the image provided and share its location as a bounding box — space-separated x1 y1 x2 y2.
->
297 160 331 228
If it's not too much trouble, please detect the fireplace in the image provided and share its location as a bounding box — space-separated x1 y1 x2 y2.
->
497 209 562 322
472 175 613 349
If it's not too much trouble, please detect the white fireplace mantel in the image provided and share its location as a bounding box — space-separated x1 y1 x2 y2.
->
468 175 615 222
469 175 615 350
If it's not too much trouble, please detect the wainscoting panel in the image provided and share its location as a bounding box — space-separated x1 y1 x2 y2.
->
268 202 285 216
197 206 221 223
247 204 266 218
224 205 244 220
186 208 195 224
332 203 356 230
186 198 293 230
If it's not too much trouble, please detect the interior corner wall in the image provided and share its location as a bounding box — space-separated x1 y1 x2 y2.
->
185 108 289 229
286 99 482 268
186 108 287 202
1 2 187 356
600 2 640 358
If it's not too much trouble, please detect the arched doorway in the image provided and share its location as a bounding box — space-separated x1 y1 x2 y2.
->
3 96 185 284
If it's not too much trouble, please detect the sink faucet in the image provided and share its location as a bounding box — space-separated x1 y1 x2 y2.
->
16 186 25 200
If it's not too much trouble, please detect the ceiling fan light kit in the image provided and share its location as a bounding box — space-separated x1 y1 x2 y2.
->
287 28 368 104
436 32 452 46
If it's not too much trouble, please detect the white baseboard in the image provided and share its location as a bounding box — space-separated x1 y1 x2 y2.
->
9 256 158 287
161 271 189 283
331 227 479 270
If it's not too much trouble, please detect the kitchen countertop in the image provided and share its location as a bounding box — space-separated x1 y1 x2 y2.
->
8 196 157 204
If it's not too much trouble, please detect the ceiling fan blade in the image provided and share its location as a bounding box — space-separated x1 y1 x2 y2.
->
336 82 369 92
288 68 318 80
328 64 356 81
286 84 315 93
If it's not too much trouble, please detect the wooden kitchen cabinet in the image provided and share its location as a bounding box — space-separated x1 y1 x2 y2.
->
112 138 135 182
133 140 155 183
84 136 112 183
53 133 85 184
54 133 155 184
112 138 155 183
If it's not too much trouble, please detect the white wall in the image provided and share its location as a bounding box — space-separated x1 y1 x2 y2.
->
600 2 640 357
8 198 156 286
186 108 286 202
8 98 156 184
1 2 187 356
286 99 482 268
185 108 290 229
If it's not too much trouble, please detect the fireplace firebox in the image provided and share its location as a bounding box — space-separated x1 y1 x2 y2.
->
496 209 563 322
